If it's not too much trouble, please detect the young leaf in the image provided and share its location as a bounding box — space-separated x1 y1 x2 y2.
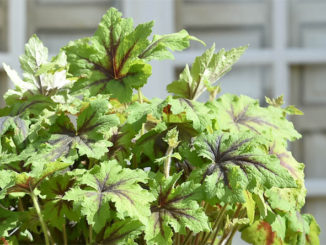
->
64 160 154 231
265 95 284 107
145 173 209 244
167 44 247 100
139 29 204 61
4 35 71 103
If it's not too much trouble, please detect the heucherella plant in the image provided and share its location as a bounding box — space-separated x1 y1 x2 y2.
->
0 8 320 245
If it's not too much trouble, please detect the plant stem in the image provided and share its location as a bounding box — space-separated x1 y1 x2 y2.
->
138 88 143 104
217 204 243 245
164 146 174 178
63 221 68 245
225 209 246 245
182 231 193 245
30 191 50 245
225 224 239 245
137 88 145 136
201 203 228 245
89 224 93 245
174 233 180 245
18 198 24 212
140 123 145 136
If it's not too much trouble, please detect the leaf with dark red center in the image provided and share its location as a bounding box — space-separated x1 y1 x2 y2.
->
193 131 296 203
38 97 119 162
64 160 154 232
64 8 153 102
40 174 80 230
145 173 209 244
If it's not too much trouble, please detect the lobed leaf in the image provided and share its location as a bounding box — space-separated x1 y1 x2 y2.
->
64 160 154 232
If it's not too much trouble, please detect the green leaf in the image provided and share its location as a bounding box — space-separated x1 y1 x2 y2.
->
192 131 296 203
284 105 304 115
8 161 70 193
64 160 154 231
139 29 204 61
40 174 80 230
209 94 301 142
268 141 306 210
20 34 48 77
265 95 284 107
103 219 143 245
167 44 247 100
4 35 72 104
243 190 255 224
64 8 153 102
241 220 283 245
0 209 20 237
304 215 320 245
0 116 28 153
145 173 209 244
0 170 16 199
41 97 119 162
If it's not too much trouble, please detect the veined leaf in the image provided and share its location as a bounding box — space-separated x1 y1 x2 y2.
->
8 161 70 193
64 8 153 102
193 131 296 203
40 174 80 230
4 35 72 104
267 141 306 211
64 160 154 232
43 97 119 162
103 219 143 245
139 29 203 61
167 44 247 100
209 94 301 142
145 173 209 244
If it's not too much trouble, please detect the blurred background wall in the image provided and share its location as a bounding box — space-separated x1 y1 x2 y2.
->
0 0 325 243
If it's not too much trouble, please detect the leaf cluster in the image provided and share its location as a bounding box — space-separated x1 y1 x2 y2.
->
0 8 319 245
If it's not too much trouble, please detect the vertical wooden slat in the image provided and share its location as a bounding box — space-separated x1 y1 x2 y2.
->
272 0 289 103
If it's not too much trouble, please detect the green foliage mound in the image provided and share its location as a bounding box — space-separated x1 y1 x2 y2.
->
0 8 320 245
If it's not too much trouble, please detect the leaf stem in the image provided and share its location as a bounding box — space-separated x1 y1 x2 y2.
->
63 221 68 245
182 231 193 245
18 198 24 212
201 203 228 245
30 191 50 245
164 146 174 178
217 204 243 245
89 224 93 245
138 88 143 104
